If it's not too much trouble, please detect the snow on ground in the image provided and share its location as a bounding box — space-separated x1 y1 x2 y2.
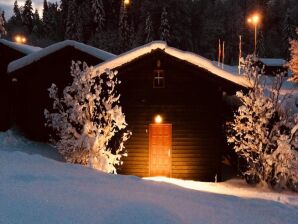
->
0 130 297 224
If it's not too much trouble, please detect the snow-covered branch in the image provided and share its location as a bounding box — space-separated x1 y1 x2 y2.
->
45 61 131 174
227 55 298 191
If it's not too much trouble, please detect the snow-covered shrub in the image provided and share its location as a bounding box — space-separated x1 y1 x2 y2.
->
227 55 298 191
289 28 298 82
45 61 131 174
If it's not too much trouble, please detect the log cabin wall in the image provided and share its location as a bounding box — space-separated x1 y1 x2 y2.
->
10 47 105 141
116 50 234 181
0 45 27 131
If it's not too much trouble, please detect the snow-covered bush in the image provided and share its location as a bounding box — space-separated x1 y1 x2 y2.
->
227 55 298 191
45 61 131 174
289 28 298 82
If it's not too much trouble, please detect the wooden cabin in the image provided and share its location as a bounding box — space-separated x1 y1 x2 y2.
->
256 58 288 76
0 39 41 131
92 41 249 181
8 40 116 140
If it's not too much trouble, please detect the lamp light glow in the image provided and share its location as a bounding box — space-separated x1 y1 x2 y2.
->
14 35 27 44
124 0 130 6
252 15 260 24
15 35 21 43
247 13 261 55
154 115 163 124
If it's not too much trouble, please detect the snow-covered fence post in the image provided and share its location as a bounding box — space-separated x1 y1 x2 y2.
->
227 55 298 191
45 61 131 173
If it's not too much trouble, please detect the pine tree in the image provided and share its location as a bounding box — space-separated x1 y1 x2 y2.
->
22 0 34 33
144 12 153 43
60 0 69 37
76 8 84 41
0 11 6 38
11 0 22 26
65 0 78 40
92 0 105 32
200 0 225 60
42 2 62 41
118 2 130 51
43 0 49 17
257 30 265 57
289 29 298 83
45 62 131 173
42 0 50 34
32 9 43 36
282 10 296 58
159 7 170 42
129 20 135 47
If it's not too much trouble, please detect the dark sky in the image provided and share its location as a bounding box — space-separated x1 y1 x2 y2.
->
0 0 56 19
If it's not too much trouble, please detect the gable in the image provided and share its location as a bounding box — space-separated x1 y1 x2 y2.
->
93 41 250 90
8 40 115 74
0 44 26 76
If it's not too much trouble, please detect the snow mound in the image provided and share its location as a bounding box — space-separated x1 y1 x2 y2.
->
8 40 116 73
0 130 297 224
0 130 62 161
0 39 41 55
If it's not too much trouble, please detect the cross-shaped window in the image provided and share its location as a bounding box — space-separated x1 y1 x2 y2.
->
153 69 165 88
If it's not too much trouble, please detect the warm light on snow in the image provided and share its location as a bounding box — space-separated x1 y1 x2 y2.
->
143 176 298 205
154 115 163 124
144 176 212 192
0 130 297 224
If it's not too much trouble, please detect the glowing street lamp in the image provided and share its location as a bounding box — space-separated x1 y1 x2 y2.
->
14 35 27 44
247 13 261 55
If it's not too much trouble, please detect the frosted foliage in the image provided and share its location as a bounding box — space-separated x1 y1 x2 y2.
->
227 55 298 191
119 3 131 50
289 29 298 82
160 7 170 42
92 0 105 32
145 13 153 43
0 12 6 37
45 61 131 174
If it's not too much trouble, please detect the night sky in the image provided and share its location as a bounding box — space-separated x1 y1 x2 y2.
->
0 0 56 19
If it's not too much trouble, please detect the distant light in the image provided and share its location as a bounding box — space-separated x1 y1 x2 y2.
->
14 35 27 44
15 35 21 43
252 15 260 24
124 0 130 6
154 115 163 124
247 13 261 25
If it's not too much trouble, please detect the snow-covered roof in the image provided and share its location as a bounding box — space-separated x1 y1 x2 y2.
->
0 39 41 55
259 58 287 67
8 40 116 73
92 41 250 88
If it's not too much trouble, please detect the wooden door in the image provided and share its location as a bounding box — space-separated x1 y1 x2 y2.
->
149 124 172 177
